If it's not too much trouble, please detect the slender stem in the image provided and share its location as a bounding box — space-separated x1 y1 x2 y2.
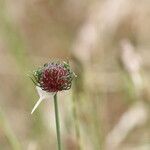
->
54 93 61 150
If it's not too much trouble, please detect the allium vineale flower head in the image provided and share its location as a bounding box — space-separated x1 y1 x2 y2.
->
30 61 76 93
30 60 76 114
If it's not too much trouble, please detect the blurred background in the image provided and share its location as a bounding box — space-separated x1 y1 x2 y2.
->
0 0 150 150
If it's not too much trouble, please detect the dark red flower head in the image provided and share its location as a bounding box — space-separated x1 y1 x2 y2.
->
30 61 76 93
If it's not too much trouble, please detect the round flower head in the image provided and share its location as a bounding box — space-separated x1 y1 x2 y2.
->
32 61 76 93
30 60 76 114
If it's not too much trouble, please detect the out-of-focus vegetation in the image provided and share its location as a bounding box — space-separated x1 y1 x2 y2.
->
0 0 150 150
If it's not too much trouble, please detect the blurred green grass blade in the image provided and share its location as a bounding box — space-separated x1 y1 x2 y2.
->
0 108 22 150
0 0 29 69
0 0 48 139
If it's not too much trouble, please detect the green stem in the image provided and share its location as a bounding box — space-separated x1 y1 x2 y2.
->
54 93 61 150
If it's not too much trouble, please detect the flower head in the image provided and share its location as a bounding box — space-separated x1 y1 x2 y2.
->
31 61 76 93
30 60 76 114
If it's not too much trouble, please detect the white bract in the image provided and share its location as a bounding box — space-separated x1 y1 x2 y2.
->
31 86 56 114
